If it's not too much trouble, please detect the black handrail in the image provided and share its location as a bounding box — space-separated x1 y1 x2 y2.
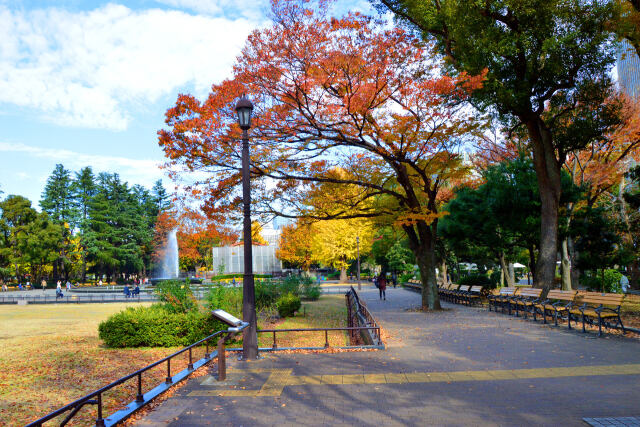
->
346 287 382 345
25 326 241 427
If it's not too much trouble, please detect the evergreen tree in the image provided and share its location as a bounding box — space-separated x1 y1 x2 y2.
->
70 167 96 282
0 195 38 281
41 164 76 280
41 164 76 225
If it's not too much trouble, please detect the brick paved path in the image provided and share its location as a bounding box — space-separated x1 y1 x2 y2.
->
136 287 640 426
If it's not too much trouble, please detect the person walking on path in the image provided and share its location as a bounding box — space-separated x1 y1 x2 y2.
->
56 281 63 299
41 279 47 292
378 274 387 300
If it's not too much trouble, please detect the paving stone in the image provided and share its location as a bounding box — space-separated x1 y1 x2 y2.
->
136 288 640 426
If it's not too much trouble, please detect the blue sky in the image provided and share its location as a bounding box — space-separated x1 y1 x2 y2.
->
0 0 379 209
0 0 271 207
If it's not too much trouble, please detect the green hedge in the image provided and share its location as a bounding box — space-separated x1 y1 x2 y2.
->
277 293 301 318
458 273 495 289
98 305 226 348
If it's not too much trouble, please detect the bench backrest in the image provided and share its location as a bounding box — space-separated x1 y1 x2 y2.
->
470 285 483 293
499 287 518 296
579 292 624 307
546 289 577 302
458 285 470 292
518 288 542 298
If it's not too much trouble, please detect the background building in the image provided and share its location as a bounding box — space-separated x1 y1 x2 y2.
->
617 40 640 99
211 223 282 274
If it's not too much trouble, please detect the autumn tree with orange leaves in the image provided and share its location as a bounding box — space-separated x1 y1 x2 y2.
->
158 0 485 310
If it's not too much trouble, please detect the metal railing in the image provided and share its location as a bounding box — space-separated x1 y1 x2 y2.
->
346 287 382 345
256 326 382 350
26 324 247 427
26 288 382 426
0 291 211 305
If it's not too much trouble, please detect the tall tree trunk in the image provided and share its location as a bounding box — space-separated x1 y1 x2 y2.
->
440 259 448 285
560 238 571 290
500 268 504 287
499 253 515 287
528 244 537 284
568 237 580 289
403 222 441 310
508 263 515 285
339 265 347 283
525 116 561 296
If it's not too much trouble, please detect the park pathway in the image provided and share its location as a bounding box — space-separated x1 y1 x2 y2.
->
136 287 640 426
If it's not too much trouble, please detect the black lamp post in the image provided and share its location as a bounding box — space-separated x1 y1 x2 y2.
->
235 95 258 360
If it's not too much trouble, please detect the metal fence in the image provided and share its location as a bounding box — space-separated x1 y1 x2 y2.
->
26 325 246 427
26 288 383 426
346 287 382 346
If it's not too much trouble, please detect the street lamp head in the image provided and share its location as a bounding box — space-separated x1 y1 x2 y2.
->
235 95 254 130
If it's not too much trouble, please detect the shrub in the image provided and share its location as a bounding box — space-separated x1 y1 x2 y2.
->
98 304 225 348
489 270 501 288
255 280 279 310
205 284 242 315
155 280 197 313
583 269 623 293
400 273 414 283
300 276 321 300
277 293 301 318
278 275 301 296
459 273 494 289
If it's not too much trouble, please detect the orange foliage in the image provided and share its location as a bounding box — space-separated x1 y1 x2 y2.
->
158 0 486 276
276 221 315 270
564 96 640 205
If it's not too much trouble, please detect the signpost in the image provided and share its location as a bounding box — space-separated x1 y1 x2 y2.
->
211 310 248 381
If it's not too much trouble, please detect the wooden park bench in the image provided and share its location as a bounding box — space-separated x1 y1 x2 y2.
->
488 287 519 313
460 285 483 306
510 287 543 318
532 289 579 326
437 282 453 299
451 285 470 304
568 292 626 337
441 284 460 302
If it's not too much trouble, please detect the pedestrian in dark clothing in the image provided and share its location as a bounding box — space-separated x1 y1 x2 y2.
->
378 275 387 300
391 272 397 288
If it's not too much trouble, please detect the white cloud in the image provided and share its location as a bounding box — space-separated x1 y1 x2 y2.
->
0 141 163 186
154 0 268 20
0 4 260 130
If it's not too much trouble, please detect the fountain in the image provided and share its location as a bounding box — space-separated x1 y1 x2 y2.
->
150 229 180 285
160 228 179 279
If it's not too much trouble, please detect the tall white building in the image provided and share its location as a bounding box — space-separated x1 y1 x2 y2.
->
617 40 640 99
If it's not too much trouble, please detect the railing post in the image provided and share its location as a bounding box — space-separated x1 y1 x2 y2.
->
188 348 194 370
136 373 144 403
272 331 277 349
165 359 172 384
96 393 105 427
217 339 226 381
324 330 329 348
205 342 210 359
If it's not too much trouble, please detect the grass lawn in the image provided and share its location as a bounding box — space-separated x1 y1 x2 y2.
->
258 294 348 348
0 294 347 426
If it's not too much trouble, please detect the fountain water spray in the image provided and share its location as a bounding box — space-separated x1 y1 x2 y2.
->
159 228 179 278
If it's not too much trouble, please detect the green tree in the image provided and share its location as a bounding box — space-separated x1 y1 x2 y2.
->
17 212 63 283
571 206 622 290
86 174 151 282
71 166 96 282
378 0 622 293
41 164 76 280
0 195 38 281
